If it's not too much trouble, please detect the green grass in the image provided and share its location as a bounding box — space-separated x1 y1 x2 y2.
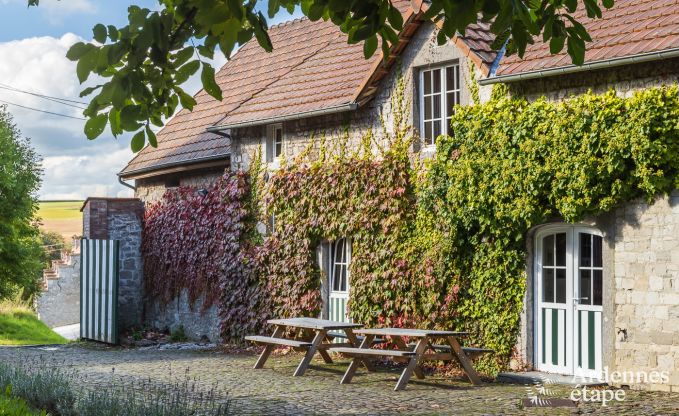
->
0 300 67 346
37 201 83 221
0 389 45 416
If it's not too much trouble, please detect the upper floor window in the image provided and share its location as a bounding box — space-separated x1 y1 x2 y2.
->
419 63 460 146
266 123 283 163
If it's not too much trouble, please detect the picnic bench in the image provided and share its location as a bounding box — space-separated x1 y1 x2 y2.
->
245 317 367 376
329 327 492 391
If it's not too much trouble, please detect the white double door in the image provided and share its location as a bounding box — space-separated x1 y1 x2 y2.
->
535 226 603 379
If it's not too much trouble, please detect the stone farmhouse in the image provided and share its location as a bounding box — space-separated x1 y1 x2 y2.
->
118 1 679 390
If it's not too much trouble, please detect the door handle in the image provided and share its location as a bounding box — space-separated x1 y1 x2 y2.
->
573 297 589 304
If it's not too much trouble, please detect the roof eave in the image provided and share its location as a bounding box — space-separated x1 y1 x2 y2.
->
118 153 231 180
208 103 358 132
480 47 679 85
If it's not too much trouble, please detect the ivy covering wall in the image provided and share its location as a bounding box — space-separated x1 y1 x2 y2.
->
143 83 679 373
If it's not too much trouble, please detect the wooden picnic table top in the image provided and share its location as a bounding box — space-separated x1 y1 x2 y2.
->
267 317 363 330
353 328 468 337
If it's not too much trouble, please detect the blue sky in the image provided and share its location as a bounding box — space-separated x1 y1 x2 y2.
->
0 1 301 199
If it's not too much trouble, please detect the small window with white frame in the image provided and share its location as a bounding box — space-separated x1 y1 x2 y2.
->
419 63 460 147
266 123 283 163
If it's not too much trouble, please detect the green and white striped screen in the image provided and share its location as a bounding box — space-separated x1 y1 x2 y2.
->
578 310 602 371
329 297 348 322
541 308 567 367
80 239 119 344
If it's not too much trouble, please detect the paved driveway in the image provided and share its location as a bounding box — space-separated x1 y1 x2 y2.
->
0 344 677 415
52 323 80 340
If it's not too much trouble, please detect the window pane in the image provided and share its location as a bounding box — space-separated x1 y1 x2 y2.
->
446 66 455 91
542 268 554 302
556 233 566 267
593 235 602 267
424 96 432 120
580 269 591 305
275 141 282 157
543 234 554 266
424 121 433 145
455 65 460 91
332 265 339 291
340 267 347 292
593 270 602 305
424 71 431 94
433 69 441 92
447 92 455 118
556 268 566 303
433 93 441 118
580 233 591 267
433 120 441 141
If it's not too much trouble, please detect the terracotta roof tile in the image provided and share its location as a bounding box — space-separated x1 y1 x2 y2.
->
121 0 495 176
121 3 403 176
496 0 679 76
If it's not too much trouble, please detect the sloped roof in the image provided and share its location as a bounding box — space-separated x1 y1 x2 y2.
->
495 0 679 77
121 1 409 177
121 1 497 178
120 18 344 177
452 21 497 75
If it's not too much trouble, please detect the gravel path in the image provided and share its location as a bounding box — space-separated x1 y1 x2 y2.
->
0 344 677 415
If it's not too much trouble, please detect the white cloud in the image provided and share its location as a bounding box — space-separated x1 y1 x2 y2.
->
0 33 133 200
0 33 229 200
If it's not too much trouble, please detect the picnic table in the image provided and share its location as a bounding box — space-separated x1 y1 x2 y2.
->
245 317 365 377
329 327 489 391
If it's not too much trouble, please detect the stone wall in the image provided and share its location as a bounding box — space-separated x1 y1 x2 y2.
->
135 170 226 205
108 211 144 329
37 255 80 328
144 290 221 342
82 198 145 332
611 190 679 391
503 57 679 103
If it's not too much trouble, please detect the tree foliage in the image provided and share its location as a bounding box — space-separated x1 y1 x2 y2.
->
0 106 44 300
28 0 614 150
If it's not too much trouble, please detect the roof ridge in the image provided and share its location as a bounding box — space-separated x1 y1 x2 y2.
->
268 16 309 30
210 27 346 129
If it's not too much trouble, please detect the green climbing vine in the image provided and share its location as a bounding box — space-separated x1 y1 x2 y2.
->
143 68 679 374
261 83 679 373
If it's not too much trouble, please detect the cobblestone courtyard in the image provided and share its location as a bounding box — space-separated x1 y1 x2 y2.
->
1 344 678 415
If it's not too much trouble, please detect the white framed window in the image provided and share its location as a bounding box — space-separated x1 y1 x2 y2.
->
265 123 283 163
419 63 460 146
330 238 350 294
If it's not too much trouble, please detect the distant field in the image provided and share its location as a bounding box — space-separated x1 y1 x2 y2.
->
37 201 83 240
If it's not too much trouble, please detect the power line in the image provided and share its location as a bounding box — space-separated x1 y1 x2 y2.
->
0 83 89 109
0 98 86 120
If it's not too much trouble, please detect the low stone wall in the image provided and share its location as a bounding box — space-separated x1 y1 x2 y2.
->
37 256 80 328
612 190 679 392
144 290 221 342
